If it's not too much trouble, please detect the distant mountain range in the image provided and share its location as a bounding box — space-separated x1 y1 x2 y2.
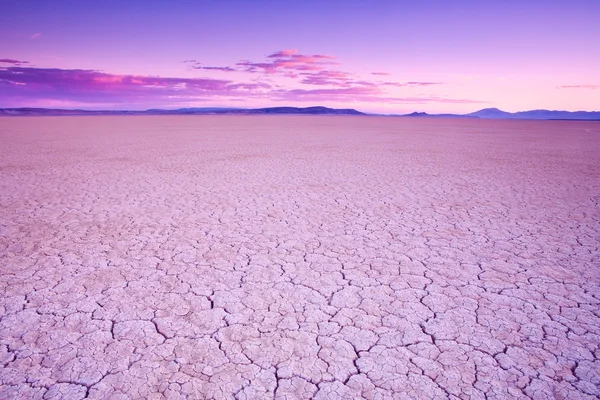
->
0 106 364 116
403 108 600 120
0 106 599 120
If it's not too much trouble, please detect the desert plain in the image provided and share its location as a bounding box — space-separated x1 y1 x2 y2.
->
0 115 599 399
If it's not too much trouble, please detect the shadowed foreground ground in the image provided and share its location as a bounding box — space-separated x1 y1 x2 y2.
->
0 115 599 399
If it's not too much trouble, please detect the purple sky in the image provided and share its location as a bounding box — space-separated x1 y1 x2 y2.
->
1 0 599 113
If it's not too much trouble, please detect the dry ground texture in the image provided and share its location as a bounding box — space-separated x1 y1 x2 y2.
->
0 115 599 399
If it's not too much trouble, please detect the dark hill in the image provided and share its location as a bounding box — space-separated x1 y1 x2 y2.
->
0 106 364 116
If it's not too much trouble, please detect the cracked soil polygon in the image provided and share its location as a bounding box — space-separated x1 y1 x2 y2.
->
1 115 599 399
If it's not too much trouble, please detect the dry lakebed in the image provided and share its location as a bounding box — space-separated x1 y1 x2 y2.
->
0 115 599 399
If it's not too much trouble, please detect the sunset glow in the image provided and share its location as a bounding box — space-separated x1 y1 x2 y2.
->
1 0 599 113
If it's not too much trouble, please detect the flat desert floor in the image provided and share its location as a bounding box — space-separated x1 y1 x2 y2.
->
0 115 599 399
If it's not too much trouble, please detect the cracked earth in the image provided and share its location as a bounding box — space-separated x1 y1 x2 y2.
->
0 115 599 399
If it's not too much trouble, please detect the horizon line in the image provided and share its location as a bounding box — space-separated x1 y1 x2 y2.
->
2 105 600 115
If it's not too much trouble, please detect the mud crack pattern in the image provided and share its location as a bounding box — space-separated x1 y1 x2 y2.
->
1 116 599 399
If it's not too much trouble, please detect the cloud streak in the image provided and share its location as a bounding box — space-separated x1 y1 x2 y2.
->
1 50 480 108
184 51 446 93
0 67 271 105
299 70 356 86
185 50 337 76
194 66 236 72
236 49 337 74
0 58 29 65
558 84 599 90
382 81 445 87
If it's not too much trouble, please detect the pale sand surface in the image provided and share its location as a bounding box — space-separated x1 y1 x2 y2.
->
0 115 599 399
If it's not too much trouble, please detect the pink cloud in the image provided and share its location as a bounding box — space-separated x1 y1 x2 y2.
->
206 50 445 96
382 81 445 87
237 59 324 73
227 82 272 90
31 33 41 39
416 97 485 104
267 49 298 58
282 86 381 97
406 81 444 86
299 70 354 86
1 50 476 108
267 49 333 60
558 85 599 90
0 66 271 106
236 50 336 74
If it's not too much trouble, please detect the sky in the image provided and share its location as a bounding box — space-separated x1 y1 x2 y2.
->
1 0 599 114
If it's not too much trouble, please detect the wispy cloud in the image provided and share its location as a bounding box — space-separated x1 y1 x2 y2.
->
0 67 233 90
299 70 355 86
1 50 477 108
183 60 236 72
0 67 270 105
184 50 337 75
267 49 299 58
558 84 599 90
382 81 445 87
0 58 29 65
183 51 445 92
277 86 381 100
194 66 236 72
406 81 444 86
236 49 337 74
31 33 41 39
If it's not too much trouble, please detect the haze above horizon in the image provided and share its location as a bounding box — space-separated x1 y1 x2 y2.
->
1 0 599 114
